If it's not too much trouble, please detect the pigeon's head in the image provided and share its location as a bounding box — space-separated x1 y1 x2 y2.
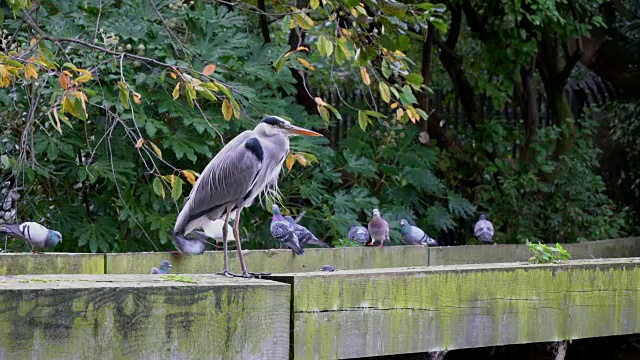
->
271 204 281 215
46 230 62 247
372 208 381 217
479 214 488 221
159 260 172 272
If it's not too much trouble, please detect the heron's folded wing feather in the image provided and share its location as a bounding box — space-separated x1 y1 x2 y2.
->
174 132 261 233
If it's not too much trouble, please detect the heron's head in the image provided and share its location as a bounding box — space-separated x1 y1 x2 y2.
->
258 116 323 137
159 260 172 272
372 208 381 217
479 214 487 221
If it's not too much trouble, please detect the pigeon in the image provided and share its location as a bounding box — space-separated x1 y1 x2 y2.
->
0 222 62 252
474 214 495 244
170 230 206 255
151 260 172 274
348 225 369 245
399 219 438 246
367 208 389 247
284 216 329 248
319 265 337 272
270 205 304 255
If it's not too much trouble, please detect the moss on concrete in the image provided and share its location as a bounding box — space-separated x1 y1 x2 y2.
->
106 246 430 274
0 274 290 359
273 258 640 359
0 253 105 275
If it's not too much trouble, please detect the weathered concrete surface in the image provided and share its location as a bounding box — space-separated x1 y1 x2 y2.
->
106 246 430 274
0 274 290 359
429 237 640 265
0 253 105 275
269 258 640 360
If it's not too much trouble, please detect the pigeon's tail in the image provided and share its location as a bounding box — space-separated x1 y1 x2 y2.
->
477 232 493 243
426 237 439 247
285 240 305 255
0 224 23 239
303 237 330 248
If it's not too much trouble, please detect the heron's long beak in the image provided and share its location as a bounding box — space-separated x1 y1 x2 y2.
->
285 124 323 137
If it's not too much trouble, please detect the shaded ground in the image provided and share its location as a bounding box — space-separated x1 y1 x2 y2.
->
362 334 640 359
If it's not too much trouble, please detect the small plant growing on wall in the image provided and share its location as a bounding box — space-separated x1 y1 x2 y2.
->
526 240 572 264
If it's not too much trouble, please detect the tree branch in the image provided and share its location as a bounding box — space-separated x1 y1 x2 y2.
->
445 5 462 50
257 0 271 43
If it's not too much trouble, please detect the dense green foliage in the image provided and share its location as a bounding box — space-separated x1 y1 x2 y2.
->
0 0 636 252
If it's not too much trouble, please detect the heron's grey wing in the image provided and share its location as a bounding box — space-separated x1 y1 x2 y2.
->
174 131 262 233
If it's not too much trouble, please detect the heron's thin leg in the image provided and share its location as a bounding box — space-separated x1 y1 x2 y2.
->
217 210 240 277
233 208 250 276
232 208 270 278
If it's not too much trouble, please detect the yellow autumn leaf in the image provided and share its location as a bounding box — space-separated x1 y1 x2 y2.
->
133 92 142 104
170 72 177 80
172 83 180 100
396 108 405 120
203 64 217 76
149 141 163 159
181 170 197 185
169 174 176 187
295 46 310 52
135 138 145 148
24 64 38 80
285 153 296 171
75 69 93 83
390 102 398 109
295 154 308 166
314 97 327 106
52 109 63 134
221 98 233 121
296 57 315 71
359 67 371 86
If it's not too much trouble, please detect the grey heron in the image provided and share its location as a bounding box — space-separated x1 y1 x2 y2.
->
173 115 322 277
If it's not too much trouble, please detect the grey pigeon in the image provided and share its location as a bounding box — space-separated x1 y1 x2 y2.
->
170 230 206 255
319 265 337 272
151 260 172 274
399 219 438 246
271 205 304 255
0 222 62 252
348 225 369 245
284 216 329 248
474 214 494 244
367 208 389 247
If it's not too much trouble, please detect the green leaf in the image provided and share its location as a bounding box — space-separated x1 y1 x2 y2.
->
118 81 130 110
153 177 165 199
379 82 391 103
357 110 369 131
171 176 184 201
317 35 334 57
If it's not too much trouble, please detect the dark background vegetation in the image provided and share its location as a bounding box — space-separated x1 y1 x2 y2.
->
0 0 638 252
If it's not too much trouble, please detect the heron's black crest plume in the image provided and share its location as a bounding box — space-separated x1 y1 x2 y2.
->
244 137 264 162
260 116 286 126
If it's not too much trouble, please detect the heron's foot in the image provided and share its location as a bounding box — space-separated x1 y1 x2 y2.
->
217 270 243 278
